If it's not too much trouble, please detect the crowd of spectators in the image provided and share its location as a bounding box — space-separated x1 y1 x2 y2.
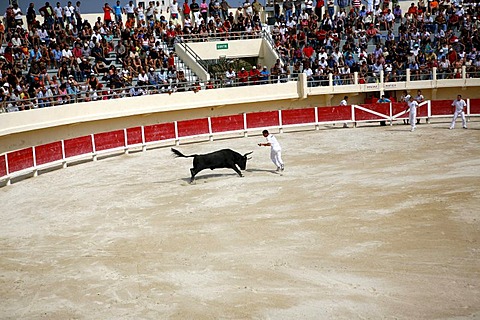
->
0 0 479 111
269 0 480 86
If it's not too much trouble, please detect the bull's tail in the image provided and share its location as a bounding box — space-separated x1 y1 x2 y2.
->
171 148 195 158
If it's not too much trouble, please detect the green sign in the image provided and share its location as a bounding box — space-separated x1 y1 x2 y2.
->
216 43 228 50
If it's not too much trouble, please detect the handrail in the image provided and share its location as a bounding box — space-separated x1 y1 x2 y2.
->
0 76 297 113
177 41 209 73
261 29 286 67
177 31 263 43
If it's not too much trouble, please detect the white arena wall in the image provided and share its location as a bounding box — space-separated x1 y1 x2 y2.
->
1 74 480 186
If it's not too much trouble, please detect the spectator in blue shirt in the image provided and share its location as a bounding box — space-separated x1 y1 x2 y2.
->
260 66 270 84
52 45 63 68
29 46 43 63
113 0 123 23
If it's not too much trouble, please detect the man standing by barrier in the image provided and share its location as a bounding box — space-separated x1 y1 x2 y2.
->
450 94 467 130
258 130 284 172
340 95 349 128
378 94 391 126
408 96 418 132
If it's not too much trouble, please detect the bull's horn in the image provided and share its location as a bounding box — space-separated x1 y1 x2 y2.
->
244 151 253 157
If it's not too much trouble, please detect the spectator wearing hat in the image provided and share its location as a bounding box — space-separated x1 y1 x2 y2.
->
147 67 158 87
249 65 260 85
259 66 270 85
237 67 249 85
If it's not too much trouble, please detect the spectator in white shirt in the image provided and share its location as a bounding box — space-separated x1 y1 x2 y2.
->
54 2 64 28
64 1 76 25
137 68 149 87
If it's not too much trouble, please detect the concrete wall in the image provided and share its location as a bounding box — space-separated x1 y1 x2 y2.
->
1 75 480 155
176 39 280 73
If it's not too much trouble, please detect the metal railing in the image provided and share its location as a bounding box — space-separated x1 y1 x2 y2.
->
0 82 202 113
177 31 264 43
2 65 480 114
176 41 209 73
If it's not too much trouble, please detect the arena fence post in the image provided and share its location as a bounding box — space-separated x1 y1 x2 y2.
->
208 117 213 141
243 113 248 137
32 146 38 177
174 121 180 146
427 100 431 123
5 154 11 186
350 104 357 128
61 140 67 168
389 102 393 126
467 98 470 122
278 110 283 133
141 126 147 152
91 134 97 161
314 107 319 130
123 129 129 154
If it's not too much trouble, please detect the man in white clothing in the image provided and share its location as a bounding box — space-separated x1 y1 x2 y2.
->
340 95 349 128
407 96 418 132
450 94 467 129
258 130 284 171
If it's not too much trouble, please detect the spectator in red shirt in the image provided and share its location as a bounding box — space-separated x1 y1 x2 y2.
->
103 3 114 26
302 43 315 63
237 67 249 85
407 2 418 16
249 65 260 84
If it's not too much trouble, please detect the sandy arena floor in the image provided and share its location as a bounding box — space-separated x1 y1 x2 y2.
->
1 120 480 319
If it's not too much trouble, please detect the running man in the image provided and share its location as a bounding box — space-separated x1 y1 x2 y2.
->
407 96 418 132
449 94 467 129
258 130 284 171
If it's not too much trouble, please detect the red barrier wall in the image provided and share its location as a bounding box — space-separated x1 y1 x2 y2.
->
144 123 176 142
35 142 63 165
177 118 210 137
470 99 480 115
0 154 7 176
64 136 93 158
127 127 143 145
94 130 125 151
211 114 244 133
317 106 351 122
7 148 34 173
281 108 316 125
246 111 280 128
431 100 454 116
391 102 409 119
355 104 389 121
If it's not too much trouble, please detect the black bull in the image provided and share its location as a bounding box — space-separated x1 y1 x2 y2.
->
171 148 253 182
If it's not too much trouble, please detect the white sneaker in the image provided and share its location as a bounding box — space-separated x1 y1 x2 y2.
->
280 165 285 171
463 126 468 129
276 167 281 171
449 127 453 130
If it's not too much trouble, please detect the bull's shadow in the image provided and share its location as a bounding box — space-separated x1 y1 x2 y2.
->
178 168 278 183
246 168 279 174
180 172 240 183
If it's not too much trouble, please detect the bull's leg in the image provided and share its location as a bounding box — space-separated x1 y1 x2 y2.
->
190 166 205 183
230 164 243 177
190 168 197 183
